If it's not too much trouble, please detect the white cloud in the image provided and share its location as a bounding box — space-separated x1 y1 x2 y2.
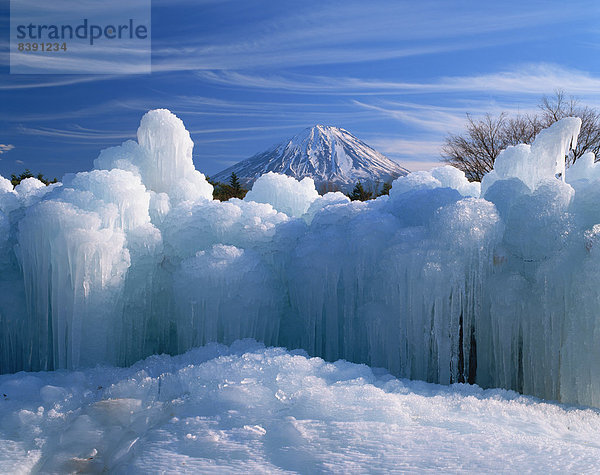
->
18 125 135 143
189 124 307 135
353 101 467 134
0 75 120 91
366 136 447 171
0 144 15 154
196 64 600 99
152 1 590 72
441 64 600 96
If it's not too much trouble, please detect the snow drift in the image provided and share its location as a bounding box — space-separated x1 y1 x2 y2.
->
2 341 600 473
1 110 598 407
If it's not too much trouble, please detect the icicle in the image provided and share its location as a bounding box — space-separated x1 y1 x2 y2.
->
3 110 600 410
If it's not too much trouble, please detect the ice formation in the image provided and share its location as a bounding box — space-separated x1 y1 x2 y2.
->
1 109 599 408
2 341 600 473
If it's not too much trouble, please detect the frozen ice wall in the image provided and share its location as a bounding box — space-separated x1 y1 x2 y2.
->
2 110 600 407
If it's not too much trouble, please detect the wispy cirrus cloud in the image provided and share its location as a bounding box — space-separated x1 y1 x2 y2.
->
368 137 444 158
189 124 309 135
152 37 510 73
4 0 588 85
352 101 468 134
196 64 600 97
365 136 448 171
152 1 593 72
6 62 596 96
17 122 307 146
0 75 120 91
18 125 135 143
440 64 600 96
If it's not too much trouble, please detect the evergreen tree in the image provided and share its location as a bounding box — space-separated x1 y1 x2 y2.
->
348 181 372 201
205 175 219 187
378 182 392 196
229 172 245 198
210 172 248 201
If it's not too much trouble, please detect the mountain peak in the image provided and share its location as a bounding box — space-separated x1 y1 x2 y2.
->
213 125 409 193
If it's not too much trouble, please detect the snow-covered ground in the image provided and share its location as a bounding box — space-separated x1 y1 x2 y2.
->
1 340 599 473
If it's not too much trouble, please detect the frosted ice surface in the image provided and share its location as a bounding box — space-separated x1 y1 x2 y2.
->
0 176 14 193
93 139 145 177
2 111 600 410
484 117 581 191
14 177 45 195
136 109 213 202
566 151 600 186
161 197 287 260
14 177 56 207
387 165 481 209
173 247 281 349
303 191 350 223
65 169 151 231
388 186 463 226
244 172 319 217
502 179 573 262
0 178 19 215
1 342 600 473
16 199 130 370
483 177 530 219
95 109 213 203
431 165 481 197
148 191 170 224
388 169 442 196
0 211 9 246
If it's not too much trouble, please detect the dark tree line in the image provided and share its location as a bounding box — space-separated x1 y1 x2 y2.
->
442 91 600 181
209 173 392 203
208 172 248 201
10 169 58 186
347 181 392 201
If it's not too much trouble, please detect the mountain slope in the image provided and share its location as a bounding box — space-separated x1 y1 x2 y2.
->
212 125 409 192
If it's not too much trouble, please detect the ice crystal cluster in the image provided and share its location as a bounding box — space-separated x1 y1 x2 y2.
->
1 109 597 407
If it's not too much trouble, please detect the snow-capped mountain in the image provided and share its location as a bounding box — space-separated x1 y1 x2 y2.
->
212 125 409 192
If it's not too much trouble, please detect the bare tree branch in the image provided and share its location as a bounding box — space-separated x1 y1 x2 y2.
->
442 91 600 181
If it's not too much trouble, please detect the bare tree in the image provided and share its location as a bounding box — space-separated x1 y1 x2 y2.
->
442 91 600 181
442 113 538 181
501 114 543 147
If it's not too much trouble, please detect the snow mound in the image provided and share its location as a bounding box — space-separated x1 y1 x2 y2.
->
1 341 600 473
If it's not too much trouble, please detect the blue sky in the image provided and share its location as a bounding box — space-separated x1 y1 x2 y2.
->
1 0 600 179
